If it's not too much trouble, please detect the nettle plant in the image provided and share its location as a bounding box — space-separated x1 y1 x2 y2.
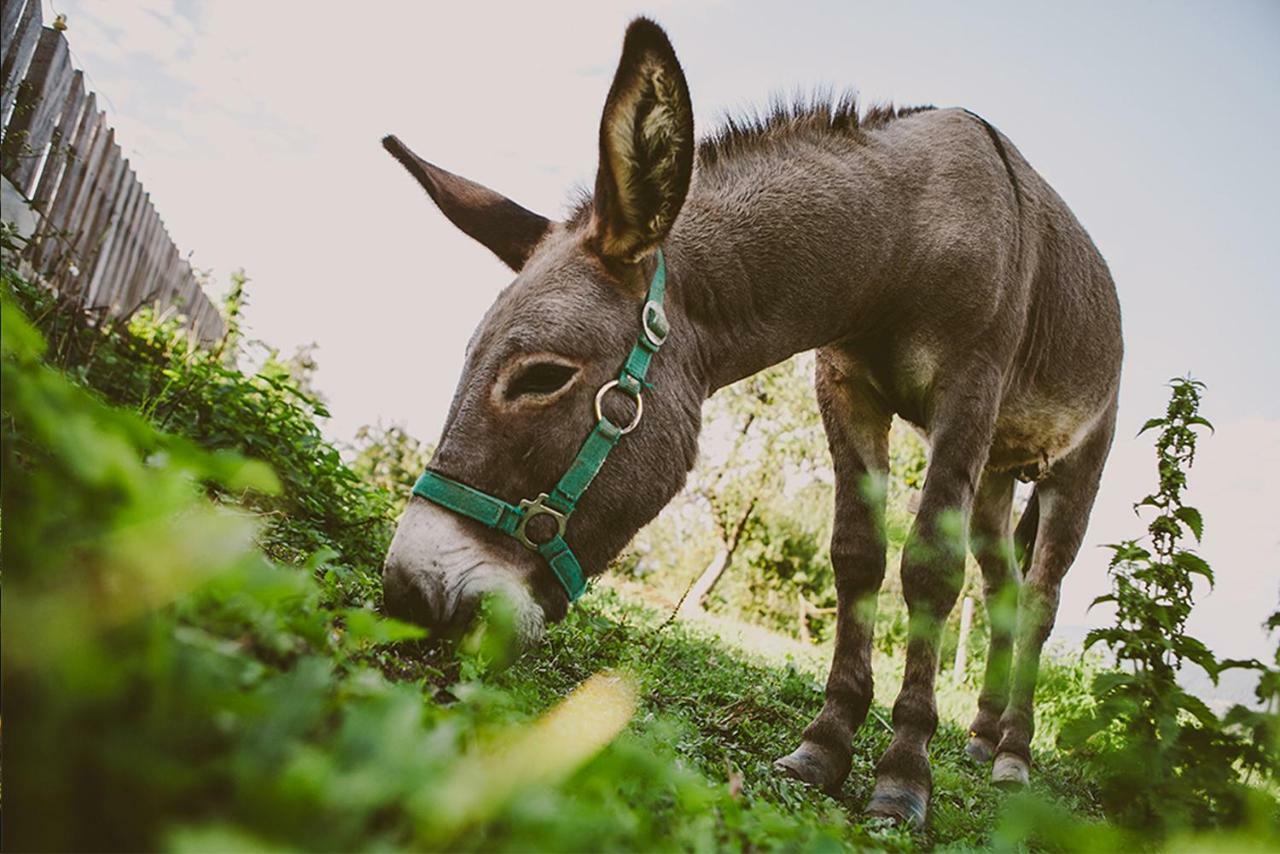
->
1062 378 1277 834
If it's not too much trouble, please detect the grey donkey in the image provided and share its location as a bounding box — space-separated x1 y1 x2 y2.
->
379 17 1122 826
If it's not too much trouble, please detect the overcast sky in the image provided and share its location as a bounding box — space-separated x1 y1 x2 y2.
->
40 0 1279 660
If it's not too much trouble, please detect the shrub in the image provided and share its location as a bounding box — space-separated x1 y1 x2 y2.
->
4 268 396 574
0 273 870 851
1059 378 1278 836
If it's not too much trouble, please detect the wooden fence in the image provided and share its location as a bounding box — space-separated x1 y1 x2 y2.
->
1 0 224 342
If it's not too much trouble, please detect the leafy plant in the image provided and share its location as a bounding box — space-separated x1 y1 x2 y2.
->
2 273 864 851
1059 377 1278 836
14 249 1276 851
4 268 396 573
348 420 434 515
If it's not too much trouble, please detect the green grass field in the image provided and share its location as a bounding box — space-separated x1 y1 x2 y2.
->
5 262 1273 851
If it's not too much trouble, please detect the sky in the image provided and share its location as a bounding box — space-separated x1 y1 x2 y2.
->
38 0 1279 661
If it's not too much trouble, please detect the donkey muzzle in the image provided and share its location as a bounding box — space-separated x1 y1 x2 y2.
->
382 498 547 647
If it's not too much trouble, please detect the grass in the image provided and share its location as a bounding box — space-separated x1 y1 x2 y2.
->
2 261 1111 851
453 582 1103 850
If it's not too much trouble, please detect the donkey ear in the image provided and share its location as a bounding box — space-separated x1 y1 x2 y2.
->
382 135 552 272
591 18 694 263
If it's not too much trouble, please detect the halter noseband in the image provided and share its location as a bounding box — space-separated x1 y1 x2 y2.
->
410 250 669 602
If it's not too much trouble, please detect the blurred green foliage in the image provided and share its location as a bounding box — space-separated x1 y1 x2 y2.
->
5 268 395 574
6 253 1276 852
0 270 905 850
348 421 434 517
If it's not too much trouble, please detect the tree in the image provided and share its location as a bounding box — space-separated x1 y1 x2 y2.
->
678 354 826 615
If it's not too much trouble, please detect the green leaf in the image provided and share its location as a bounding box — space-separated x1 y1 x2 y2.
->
1137 417 1166 435
1173 551 1214 587
1173 506 1204 541
341 607 427 645
1186 414 1214 433
1172 688 1218 727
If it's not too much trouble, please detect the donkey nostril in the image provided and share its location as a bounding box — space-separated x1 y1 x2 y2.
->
382 561 445 628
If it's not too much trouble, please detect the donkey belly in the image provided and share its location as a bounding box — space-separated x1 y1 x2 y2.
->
987 393 1109 478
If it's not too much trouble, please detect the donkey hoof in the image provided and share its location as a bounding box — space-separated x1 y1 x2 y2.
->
866 777 929 828
991 752 1030 789
773 741 849 794
965 734 996 764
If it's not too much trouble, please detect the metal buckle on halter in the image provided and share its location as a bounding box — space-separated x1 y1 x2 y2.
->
515 493 568 550
641 300 669 349
594 380 643 434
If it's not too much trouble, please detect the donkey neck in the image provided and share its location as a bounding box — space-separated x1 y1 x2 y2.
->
668 147 903 393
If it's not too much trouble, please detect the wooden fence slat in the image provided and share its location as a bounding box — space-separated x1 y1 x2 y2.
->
191 292 209 340
114 191 152 311
3 27 72 194
59 113 111 266
205 296 226 341
77 139 126 304
33 91 97 272
4 28 72 194
153 241 179 316
139 222 172 308
132 219 161 309
183 268 199 317
145 227 172 309
175 260 192 301
113 181 150 310
64 128 120 295
122 203 161 311
107 173 146 310
0 0 40 123
46 109 109 294
169 265 191 318
2 0 28 55
29 67 83 209
117 199 154 311
85 163 137 306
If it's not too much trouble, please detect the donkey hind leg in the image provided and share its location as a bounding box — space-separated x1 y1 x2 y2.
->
992 410 1115 788
866 372 1001 827
775 356 890 793
964 473 1033 764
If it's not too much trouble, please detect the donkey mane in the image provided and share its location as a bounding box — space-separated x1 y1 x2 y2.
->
698 91 935 167
567 92 934 225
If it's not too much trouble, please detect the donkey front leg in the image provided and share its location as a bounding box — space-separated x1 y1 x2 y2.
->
868 380 999 826
775 356 890 792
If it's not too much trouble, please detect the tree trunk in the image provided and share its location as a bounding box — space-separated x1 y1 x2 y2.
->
679 544 729 617
797 592 812 644
679 495 758 617
952 595 975 681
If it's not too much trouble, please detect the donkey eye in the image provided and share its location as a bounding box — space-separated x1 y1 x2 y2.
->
505 362 579 400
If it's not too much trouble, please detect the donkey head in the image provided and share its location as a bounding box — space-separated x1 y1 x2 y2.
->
381 19 703 648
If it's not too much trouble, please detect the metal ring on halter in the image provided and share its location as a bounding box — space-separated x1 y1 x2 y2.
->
594 380 643 434
515 493 568 550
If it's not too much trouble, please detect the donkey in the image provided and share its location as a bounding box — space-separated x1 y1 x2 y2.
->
380 17 1122 826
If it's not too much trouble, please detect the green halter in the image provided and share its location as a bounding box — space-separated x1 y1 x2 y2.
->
411 250 669 602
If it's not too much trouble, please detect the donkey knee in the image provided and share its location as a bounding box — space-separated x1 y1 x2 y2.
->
901 549 965 620
831 540 886 599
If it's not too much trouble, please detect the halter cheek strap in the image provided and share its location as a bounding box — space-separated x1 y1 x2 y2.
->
411 250 669 601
